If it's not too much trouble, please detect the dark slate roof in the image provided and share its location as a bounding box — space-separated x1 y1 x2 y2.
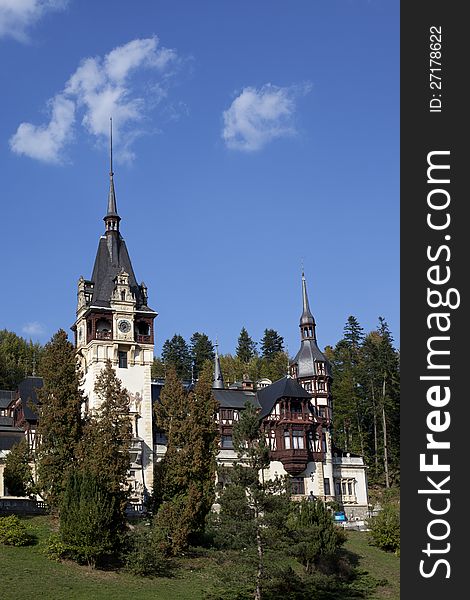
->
212 389 259 409
257 376 311 418
291 339 331 378
0 428 24 451
90 235 142 308
0 390 15 408
17 376 43 421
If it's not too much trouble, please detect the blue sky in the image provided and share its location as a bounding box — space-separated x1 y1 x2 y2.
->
0 0 399 357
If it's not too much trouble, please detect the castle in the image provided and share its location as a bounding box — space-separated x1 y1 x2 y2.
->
1 159 369 519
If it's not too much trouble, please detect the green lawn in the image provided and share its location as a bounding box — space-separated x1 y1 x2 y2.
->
0 516 400 600
344 530 400 600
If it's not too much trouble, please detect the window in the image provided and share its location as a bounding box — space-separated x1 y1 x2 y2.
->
335 480 341 496
318 380 325 391
118 351 128 368
322 433 327 452
221 435 233 449
121 290 126 301
292 430 305 449
324 478 331 495
284 430 291 450
291 401 302 414
291 477 305 495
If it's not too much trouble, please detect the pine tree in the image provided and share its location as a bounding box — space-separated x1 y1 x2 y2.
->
0 329 43 390
288 498 346 574
236 327 257 363
153 364 219 554
190 332 214 380
36 330 84 508
151 356 165 379
330 317 365 456
59 470 117 567
260 329 284 361
77 360 132 517
3 438 34 497
161 334 192 380
231 402 271 600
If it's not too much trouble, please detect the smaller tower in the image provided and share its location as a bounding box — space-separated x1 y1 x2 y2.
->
290 270 334 501
213 340 225 389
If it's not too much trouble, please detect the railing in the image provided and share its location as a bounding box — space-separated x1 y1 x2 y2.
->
0 498 49 515
136 334 151 344
95 331 112 340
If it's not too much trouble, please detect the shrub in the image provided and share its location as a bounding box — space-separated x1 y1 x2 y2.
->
0 515 34 546
44 533 70 561
121 527 173 577
367 503 400 554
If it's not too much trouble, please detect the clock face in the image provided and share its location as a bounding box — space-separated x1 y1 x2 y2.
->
118 319 131 333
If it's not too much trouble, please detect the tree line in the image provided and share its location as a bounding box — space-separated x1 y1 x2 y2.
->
152 327 288 384
325 316 400 487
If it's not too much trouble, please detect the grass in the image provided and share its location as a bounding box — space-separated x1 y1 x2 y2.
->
0 516 400 600
344 530 400 600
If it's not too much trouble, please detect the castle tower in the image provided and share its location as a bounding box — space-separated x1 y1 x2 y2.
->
290 272 334 500
73 124 157 501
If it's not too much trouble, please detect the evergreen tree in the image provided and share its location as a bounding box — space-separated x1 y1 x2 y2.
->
3 438 34 497
59 470 117 567
161 334 192 380
154 364 219 554
260 329 284 361
259 351 289 382
0 329 43 390
77 360 132 517
151 356 165 379
330 317 365 456
361 318 400 486
236 327 257 363
36 330 84 508
288 499 346 574
189 332 214 380
230 402 278 600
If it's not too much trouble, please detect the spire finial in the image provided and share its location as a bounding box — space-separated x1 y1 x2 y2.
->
110 117 113 177
104 116 120 226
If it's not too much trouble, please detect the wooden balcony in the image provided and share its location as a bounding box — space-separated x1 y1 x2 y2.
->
136 334 152 344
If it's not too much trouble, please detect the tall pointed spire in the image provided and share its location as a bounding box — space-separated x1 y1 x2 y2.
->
300 271 316 340
213 339 225 389
104 118 120 231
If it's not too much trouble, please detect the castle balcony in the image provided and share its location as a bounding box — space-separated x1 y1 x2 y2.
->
95 331 112 340
136 334 152 344
271 448 309 475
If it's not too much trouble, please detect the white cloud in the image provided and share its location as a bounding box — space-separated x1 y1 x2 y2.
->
222 83 311 152
22 321 46 336
10 36 179 163
10 95 75 163
0 0 67 42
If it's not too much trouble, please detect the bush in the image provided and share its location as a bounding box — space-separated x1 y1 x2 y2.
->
0 515 35 546
122 527 173 577
44 533 70 561
367 503 400 554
